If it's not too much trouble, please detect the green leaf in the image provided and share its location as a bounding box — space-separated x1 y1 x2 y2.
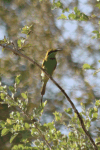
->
0 85 5 91
1 128 10 136
15 75 20 84
92 112 98 121
92 30 100 39
96 3 100 9
56 1 63 8
86 120 91 129
25 123 30 129
12 144 24 149
34 139 41 146
62 8 69 13
16 111 20 117
42 100 47 108
89 107 98 121
0 93 5 100
95 100 100 106
21 25 33 35
21 93 27 99
58 14 67 20
0 37 8 44
65 108 72 114
9 86 15 92
83 63 91 69
10 133 18 143
7 119 12 125
17 39 22 48
44 121 54 130
93 107 98 112
68 13 76 20
0 120 5 128
53 111 62 121
92 30 99 34
53 1 63 9
74 7 78 13
89 108 94 118
82 14 89 21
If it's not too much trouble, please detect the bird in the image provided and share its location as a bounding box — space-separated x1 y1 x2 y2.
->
41 48 62 105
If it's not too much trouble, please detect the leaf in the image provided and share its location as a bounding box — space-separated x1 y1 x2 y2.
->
0 120 5 128
16 112 20 117
53 1 63 9
68 13 76 20
9 86 14 92
83 63 90 69
93 107 98 113
0 93 5 100
62 8 69 13
1 128 10 136
21 93 27 99
89 108 94 118
21 25 33 35
10 133 18 143
53 111 62 121
58 14 67 20
96 3 100 9
65 108 72 114
15 75 20 85
41 100 47 108
7 119 12 125
17 39 22 48
95 100 100 106
86 120 91 128
92 113 98 121
82 14 89 21
74 7 78 13
25 123 30 129
92 30 99 34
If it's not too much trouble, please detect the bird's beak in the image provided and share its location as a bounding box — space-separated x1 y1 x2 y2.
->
56 48 63 51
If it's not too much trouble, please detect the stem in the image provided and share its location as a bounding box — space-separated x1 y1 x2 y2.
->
0 44 98 150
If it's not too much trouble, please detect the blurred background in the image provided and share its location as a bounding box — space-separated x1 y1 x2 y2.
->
0 0 100 149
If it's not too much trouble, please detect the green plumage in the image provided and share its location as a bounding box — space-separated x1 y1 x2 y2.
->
41 49 58 96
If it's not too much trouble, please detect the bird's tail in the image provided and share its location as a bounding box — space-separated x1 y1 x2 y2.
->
41 82 47 96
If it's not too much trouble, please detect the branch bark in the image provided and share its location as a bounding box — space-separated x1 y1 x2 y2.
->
0 44 98 150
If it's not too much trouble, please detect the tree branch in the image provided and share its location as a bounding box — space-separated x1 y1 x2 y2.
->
0 44 98 150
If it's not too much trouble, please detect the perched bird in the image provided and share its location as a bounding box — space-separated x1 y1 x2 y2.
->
41 49 62 105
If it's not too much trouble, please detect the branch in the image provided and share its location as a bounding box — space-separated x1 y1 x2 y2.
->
3 89 52 149
0 44 98 150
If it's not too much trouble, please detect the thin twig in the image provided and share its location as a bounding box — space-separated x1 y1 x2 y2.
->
41 95 43 106
34 123 52 149
22 112 52 149
0 44 98 150
3 90 52 149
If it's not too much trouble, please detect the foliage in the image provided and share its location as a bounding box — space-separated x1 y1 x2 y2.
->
0 0 100 149
0 75 100 149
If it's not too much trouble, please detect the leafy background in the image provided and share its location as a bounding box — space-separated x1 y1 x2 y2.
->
0 0 100 149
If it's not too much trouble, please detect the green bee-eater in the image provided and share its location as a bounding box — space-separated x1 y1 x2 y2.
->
41 49 62 104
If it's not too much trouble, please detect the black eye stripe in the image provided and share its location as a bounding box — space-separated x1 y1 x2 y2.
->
48 50 57 55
